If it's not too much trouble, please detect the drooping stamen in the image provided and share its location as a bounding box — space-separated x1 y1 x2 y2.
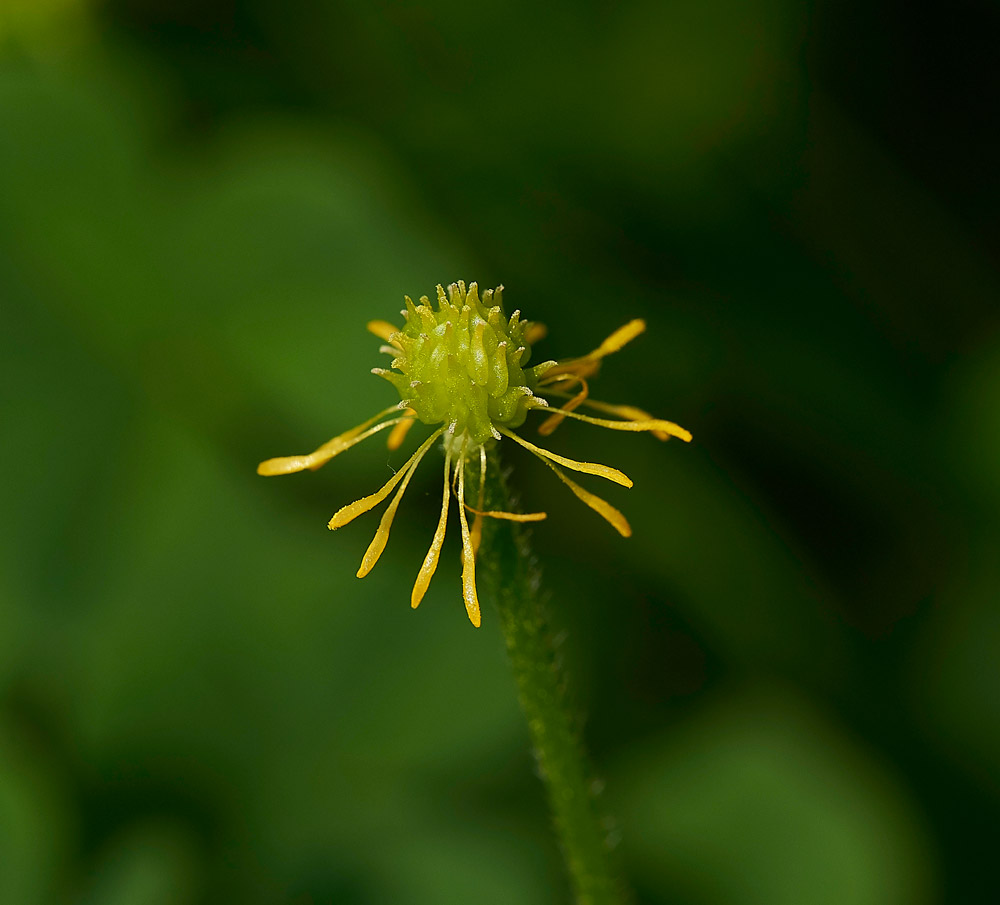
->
586 318 646 360
328 428 444 530
499 428 633 488
540 319 647 379
541 459 631 537
529 407 693 443
537 376 589 436
356 443 428 578
541 358 602 381
539 392 674 441
411 449 452 610
523 322 548 345
450 447 462 499
470 445 487 557
386 410 416 450
538 372 581 388
456 456 481 627
367 320 401 345
462 503 547 522
257 406 404 475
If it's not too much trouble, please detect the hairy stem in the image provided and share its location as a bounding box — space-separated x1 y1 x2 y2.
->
475 444 628 905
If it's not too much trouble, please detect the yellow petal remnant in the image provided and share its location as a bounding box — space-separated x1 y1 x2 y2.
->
463 504 548 522
367 319 400 344
386 410 416 450
411 449 452 609
588 318 646 360
540 319 646 380
523 322 548 345
356 439 432 578
328 428 443 530
469 445 487 559
456 451 481 628
541 460 631 538
499 428 633 488
257 406 405 475
538 377 589 436
256 282 690 627
544 393 674 441
533 407 693 443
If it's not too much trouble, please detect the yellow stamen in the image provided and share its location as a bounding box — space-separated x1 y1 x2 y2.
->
541 393 674 441
530 407 692 443
367 319 400 344
470 517 482 557
499 428 633 488
539 319 646 380
541 358 602 381
356 442 430 577
470 446 487 557
328 428 443 530
456 457 481 627
411 449 452 609
588 318 646 360
386 411 416 450
463 504 547 522
524 322 548 345
541 460 631 537
538 378 589 436
538 372 583 388
257 406 404 475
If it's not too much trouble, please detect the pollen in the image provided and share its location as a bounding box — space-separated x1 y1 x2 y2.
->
258 281 692 627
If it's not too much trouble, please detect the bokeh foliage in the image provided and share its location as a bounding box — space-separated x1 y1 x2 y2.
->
2 0 999 902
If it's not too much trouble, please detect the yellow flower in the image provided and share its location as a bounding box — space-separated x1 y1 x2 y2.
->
258 282 691 627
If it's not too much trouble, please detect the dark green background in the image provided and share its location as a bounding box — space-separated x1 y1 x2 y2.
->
2 1 999 902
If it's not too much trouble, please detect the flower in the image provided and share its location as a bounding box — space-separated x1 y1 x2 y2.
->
257 282 691 627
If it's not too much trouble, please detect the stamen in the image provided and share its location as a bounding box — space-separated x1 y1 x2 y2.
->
538 357 602 381
456 457 481 627
411 449 452 609
470 445 487 557
386 411 416 450
367 320 400 344
538 378 589 436
462 503 547 522
450 449 462 498
257 406 403 475
524 322 548 345
588 318 646 359
356 446 425 578
539 392 674 442
541 460 631 537
328 428 444 530
499 428 633 488
539 319 647 380
538 372 582 388
532 407 692 442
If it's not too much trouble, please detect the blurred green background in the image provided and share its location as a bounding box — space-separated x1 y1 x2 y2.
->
2 0 999 902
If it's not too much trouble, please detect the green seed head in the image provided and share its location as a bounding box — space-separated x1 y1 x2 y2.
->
374 282 547 446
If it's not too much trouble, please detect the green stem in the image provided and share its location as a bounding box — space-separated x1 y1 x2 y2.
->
475 444 628 905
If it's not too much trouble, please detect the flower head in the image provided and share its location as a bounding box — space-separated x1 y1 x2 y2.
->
258 281 691 627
